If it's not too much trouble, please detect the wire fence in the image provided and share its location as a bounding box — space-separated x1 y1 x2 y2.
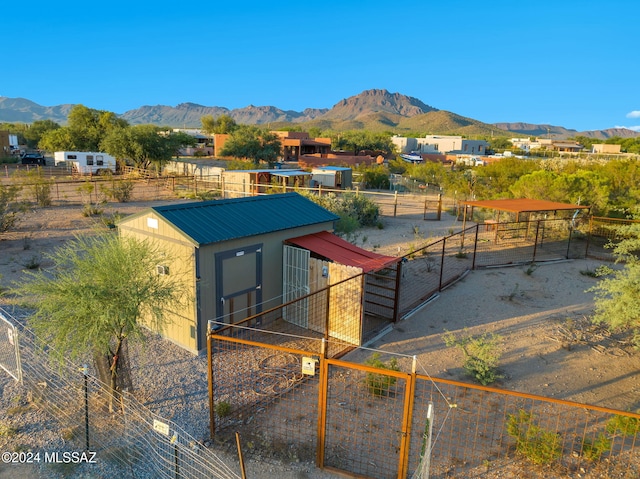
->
208 323 640 479
0 307 241 479
396 216 597 318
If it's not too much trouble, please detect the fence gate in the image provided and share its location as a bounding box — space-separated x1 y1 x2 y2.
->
0 309 22 383
321 358 412 479
282 245 311 328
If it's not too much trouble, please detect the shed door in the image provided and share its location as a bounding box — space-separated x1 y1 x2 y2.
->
215 244 262 324
282 245 310 328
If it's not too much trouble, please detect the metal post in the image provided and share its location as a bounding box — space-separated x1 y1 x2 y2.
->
532 220 541 262
472 224 479 270
82 365 90 451
236 432 247 479
398 356 417 478
393 191 398 217
323 288 331 340
207 321 216 439
172 434 179 479
316 338 328 468
566 223 573 259
438 238 446 291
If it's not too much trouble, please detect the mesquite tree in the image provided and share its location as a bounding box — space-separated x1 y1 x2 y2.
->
590 207 640 343
16 233 188 410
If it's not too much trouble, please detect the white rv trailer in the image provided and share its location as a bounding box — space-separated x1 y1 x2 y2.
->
54 151 116 175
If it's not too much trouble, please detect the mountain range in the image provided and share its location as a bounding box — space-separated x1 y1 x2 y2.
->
1 89 638 140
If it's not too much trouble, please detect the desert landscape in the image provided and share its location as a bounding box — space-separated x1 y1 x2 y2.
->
1 192 639 479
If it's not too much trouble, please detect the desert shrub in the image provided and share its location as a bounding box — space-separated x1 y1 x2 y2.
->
443 330 503 385
0 183 23 232
300 191 380 234
581 433 611 461
0 422 17 437
360 168 390 189
101 211 122 229
108 179 135 203
606 414 640 436
339 193 380 226
14 169 53 207
23 254 41 270
363 353 400 397
506 410 562 465
82 204 103 217
215 400 232 418
77 180 109 213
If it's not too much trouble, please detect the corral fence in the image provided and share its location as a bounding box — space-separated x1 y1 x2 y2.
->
208 321 640 479
1 165 176 205
586 216 640 261
0 307 241 479
396 215 600 318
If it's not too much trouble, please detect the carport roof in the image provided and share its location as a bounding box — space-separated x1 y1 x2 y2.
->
140 193 339 245
286 231 399 273
460 198 590 213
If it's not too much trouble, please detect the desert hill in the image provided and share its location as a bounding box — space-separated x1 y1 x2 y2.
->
1 90 638 140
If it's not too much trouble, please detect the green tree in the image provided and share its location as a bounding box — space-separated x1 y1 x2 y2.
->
38 127 75 153
509 170 558 200
23 120 60 149
163 129 198 156
101 125 191 171
39 105 129 152
570 136 596 151
619 137 640 154
590 209 640 341
332 130 394 155
219 125 281 166
201 114 238 135
360 165 390 189
487 137 513 152
15 233 188 409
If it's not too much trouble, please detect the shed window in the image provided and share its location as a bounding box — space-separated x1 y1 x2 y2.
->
156 265 170 275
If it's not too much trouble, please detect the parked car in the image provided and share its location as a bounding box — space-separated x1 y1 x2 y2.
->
20 152 46 166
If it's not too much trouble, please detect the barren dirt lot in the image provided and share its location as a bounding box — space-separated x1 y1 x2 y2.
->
3 198 638 410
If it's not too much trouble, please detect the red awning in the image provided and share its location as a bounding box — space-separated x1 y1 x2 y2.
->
286 231 399 273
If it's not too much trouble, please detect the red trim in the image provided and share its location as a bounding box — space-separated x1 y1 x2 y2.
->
286 231 399 273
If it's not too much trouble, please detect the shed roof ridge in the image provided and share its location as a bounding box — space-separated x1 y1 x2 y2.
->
152 192 297 213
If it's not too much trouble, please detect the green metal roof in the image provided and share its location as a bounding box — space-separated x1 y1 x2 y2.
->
150 193 338 245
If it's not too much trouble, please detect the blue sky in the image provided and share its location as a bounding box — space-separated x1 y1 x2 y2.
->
5 0 639 132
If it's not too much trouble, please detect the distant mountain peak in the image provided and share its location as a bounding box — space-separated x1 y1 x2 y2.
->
325 89 437 120
2 92 639 140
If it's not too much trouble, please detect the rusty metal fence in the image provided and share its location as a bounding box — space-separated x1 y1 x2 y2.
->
208 325 640 479
396 216 603 318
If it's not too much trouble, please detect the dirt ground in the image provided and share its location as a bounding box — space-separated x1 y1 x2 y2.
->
1 193 640 478
2 198 639 411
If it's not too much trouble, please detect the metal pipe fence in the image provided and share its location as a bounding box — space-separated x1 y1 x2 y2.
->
208 324 640 479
